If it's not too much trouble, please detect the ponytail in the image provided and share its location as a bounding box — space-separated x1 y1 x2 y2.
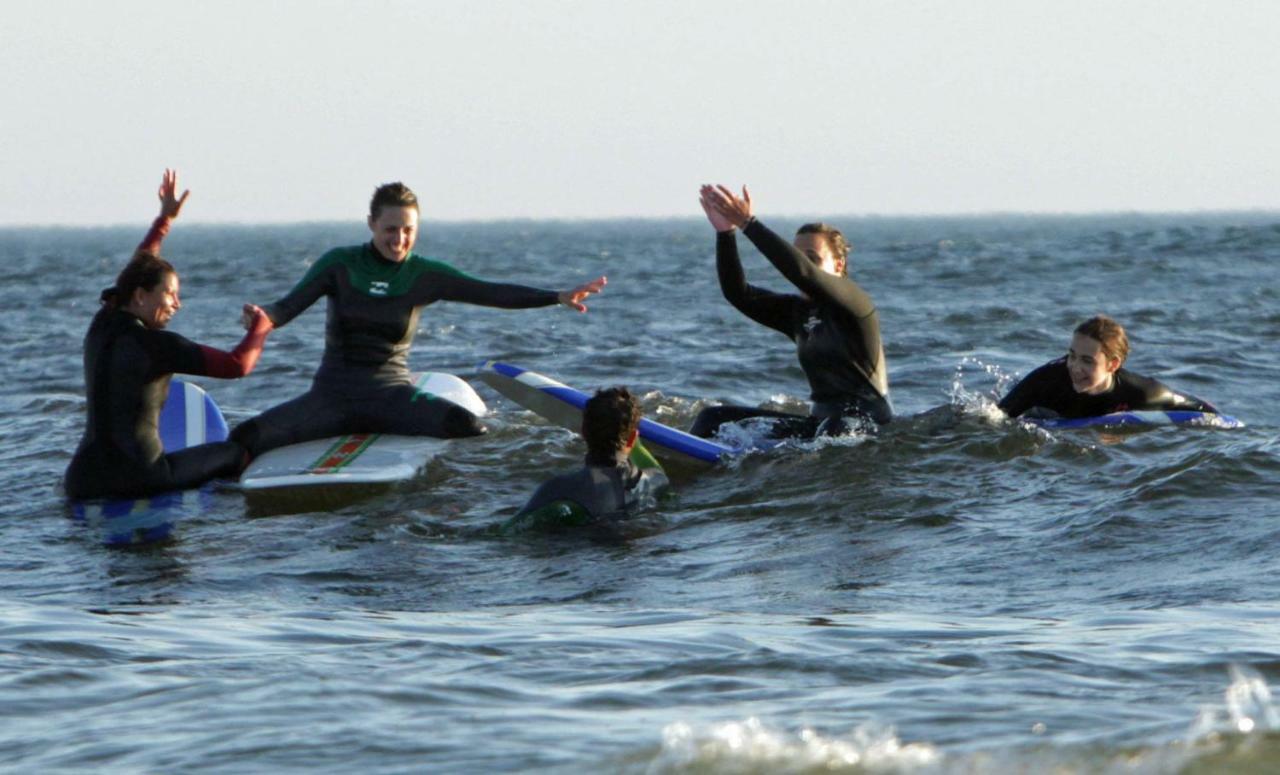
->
103 251 175 309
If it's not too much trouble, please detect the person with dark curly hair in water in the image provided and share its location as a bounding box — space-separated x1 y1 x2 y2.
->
507 387 668 531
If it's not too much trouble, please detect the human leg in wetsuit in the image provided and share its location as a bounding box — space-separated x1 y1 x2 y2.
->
231 381 485 459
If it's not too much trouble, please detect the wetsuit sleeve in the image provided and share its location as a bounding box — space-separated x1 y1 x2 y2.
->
137 215 173 255
742 219 877 320
715 230 796 336
140 329 214 377
1131 375 1220 413
997 360 1061 418
421 266 560 309
197 324 271 379
260 251 341 327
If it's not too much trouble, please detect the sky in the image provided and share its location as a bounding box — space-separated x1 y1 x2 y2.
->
2 0 1277 225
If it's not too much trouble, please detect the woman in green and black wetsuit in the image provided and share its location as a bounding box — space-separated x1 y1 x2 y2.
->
690 185 891 440
231 182 605 457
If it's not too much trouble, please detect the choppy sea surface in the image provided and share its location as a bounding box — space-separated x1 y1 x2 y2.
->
2 213 1279 773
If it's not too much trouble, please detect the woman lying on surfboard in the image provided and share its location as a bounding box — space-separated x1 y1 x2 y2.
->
65 170 274 500
690 185 891 440
998 314 1219 419
230 181 606 458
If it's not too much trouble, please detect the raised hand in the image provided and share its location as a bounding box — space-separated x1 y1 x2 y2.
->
699 185 736 232
558 275 607 313
158 168 191 219
704 184 753 229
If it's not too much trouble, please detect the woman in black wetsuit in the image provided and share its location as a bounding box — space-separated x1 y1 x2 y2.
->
998 314 1218 419
64 170 275 500
230 181 607 458
690 185 891 440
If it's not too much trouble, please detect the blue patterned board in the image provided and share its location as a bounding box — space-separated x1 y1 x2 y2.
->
70 379 228 546
476 361 738 468
1028 410 1243 430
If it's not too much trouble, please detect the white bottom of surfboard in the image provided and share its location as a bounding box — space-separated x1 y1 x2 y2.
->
239 372 484 492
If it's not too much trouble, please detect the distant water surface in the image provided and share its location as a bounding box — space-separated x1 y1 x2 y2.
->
2 213 1279 772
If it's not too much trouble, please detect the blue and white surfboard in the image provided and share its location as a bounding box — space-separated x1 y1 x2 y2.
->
1027 409 1243 430
70 379 228 546
476 361 737 468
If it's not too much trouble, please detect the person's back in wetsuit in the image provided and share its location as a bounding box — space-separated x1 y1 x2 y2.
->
503 387 669 533
65 170 273 500
231 182 606 458
690 185 890 440
998 315 1219 420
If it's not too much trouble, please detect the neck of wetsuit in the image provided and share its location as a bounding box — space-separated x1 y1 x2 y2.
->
367 241 403 266
585 450 628 468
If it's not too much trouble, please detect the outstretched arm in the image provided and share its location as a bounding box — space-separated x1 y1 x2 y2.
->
202 304 274 378
137 169 190 255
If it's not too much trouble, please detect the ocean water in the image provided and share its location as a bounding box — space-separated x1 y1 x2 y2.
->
2 213 1279 773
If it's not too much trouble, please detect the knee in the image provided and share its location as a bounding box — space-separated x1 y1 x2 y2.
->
229 420 260 456
441 404 487 438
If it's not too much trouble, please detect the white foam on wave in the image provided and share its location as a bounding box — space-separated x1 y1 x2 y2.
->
1189 664 1280 739
648 717 939 773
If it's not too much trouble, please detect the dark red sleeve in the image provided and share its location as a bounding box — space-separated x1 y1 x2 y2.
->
138 215 173 255
198 326 270 379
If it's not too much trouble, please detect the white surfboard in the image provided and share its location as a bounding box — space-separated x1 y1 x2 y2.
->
70 378 228 546
239 372 485 492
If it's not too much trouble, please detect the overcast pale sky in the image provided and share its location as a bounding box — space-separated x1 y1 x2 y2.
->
2 0 1277 225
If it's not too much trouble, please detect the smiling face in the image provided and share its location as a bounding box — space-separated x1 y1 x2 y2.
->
367 206 419 263
128 271 181 329
793 233 845 276
1066 332 1120 394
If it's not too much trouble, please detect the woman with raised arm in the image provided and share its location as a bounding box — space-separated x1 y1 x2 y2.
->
690 184 891 440
998 314 1219 419
230 181 606 458
65 170 274 500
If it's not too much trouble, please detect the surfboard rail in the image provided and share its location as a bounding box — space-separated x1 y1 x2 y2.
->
476 360 735 468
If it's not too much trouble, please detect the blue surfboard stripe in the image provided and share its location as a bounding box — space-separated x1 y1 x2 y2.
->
158 379 187 452
71 380 226 546
482 361 734 464
1029 410 1243 430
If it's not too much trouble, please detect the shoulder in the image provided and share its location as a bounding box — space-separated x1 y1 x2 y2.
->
318 245 364 267
406 254 474 280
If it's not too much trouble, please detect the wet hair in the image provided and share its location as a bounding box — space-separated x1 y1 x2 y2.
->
1074 314 1130 366
796 222 850 275
100 251 176 309
582 387 642 465
369 182 419 220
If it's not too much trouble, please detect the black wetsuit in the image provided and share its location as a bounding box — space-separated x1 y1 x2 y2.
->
998 357 1217 419
65 308 245 500
691 220 891 439
509 452 669 530
232 244 562 456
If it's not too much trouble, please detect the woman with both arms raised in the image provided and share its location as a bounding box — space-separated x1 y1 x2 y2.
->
690 184 891 440
231 182 606 457
65 170 274 500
